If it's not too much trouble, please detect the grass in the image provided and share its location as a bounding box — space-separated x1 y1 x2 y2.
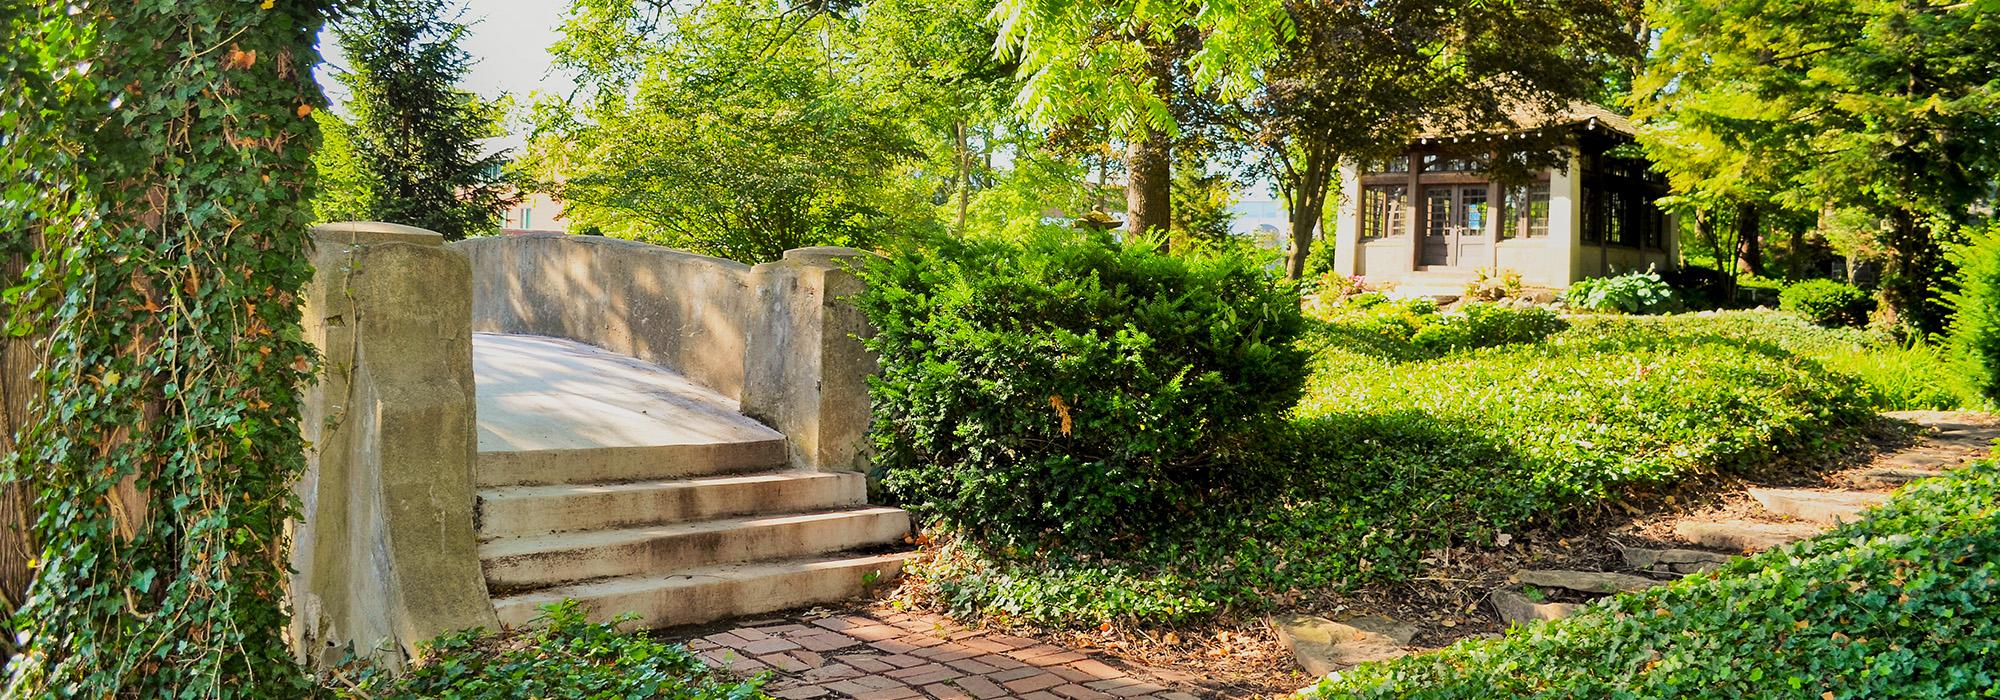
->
903 307 1888 628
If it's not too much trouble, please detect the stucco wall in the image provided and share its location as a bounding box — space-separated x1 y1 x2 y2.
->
454 234 757 401
293 222 496 667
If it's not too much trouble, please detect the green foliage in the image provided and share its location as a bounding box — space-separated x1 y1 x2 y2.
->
541 0 936 263
351 600 766 700
904 313 1872 626
1461 268 1524 303
1563 269 1677 314
1310 300 1568 361
1168 162 1238 248
1307 457 2000 698
325 0 514 240
1780 278 1874 328
1 1 333 695
1573 311 1979 411
1633 0 2000 336
1949 225 2000 404
857 229 1309 550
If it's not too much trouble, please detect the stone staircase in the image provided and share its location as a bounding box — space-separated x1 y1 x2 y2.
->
472 333 912 629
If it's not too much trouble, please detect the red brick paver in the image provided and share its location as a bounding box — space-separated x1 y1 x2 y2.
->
673 609 1210 700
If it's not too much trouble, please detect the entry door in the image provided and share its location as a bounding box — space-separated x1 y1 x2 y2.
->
1420 185 1489 267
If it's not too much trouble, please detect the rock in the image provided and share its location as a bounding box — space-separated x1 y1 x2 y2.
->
1269 614 1415 677
1524 289 1559 304
1674 519 1822 553
1852 466 1943 488
1619 547 1735 575
1513 569 1663 595
1489 588 1580 627
1883 449 1968 470
1748 488 1888 525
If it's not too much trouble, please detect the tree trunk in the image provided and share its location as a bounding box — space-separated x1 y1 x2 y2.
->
1880 207 1945 338
1734 202 1763 277
1124 131 1172 243
0 234 44 623
1284 142 1335 279
954 122 971 237
1787 225 1807 279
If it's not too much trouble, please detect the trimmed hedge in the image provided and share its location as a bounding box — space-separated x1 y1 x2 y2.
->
856 230 1309 550
1781 278 1874 327
1308 458 2000 699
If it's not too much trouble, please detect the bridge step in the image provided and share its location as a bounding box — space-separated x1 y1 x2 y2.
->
492 552 913 630
481 507 911 593
471 333 913 630
477 470 868 539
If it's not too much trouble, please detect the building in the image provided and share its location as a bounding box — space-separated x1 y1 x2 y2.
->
1329 103 1677 296
501 189 568 235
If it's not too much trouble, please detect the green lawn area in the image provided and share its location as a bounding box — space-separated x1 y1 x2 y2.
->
905 306 1903 627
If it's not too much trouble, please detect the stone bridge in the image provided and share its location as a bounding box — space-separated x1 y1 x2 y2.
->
289 222 911 665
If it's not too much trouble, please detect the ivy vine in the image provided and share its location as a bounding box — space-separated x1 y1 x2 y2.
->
2 1 338 697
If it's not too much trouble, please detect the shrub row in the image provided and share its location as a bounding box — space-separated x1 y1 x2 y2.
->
1308 458 2000 699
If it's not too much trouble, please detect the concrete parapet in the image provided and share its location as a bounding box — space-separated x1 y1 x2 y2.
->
292 222 496 667
743 247 878 472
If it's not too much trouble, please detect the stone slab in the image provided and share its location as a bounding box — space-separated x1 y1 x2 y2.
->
1514 569 1662 595
1674 519 1822 553
492 552 913 630
1748 488 1888 525
1269 614 1415 677
477 470 867 539
1619 547 1735 575
481 507 912 592
1490 588 1579 627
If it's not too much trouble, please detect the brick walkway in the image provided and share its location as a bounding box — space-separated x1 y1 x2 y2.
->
685 610 1208 700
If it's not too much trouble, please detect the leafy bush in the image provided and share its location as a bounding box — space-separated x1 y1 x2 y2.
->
1563 269 1677 314
1572 311 1978 411
1949 225 2000 404
1312 300 1566 360
1461 267 1524 302
351 600 764 699
857 229 1309 550
1780 278 1874 327
905 314 1873 626
1307 458 2000 699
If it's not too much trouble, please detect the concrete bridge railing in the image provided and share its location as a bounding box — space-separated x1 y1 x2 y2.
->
289 223 877 666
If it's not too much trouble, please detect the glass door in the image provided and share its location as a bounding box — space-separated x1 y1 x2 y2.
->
1420 185 1489 267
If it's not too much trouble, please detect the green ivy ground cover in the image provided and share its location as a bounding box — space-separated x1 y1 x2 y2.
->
901 310 1878 627
1307 457 2000 699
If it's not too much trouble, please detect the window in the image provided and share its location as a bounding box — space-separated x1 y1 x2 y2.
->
1361 185 1408 239
1605 191 1629 246
1497 183 1552 239
1422 154 1481 173
1582 186 1603 244
1366 156 1410 174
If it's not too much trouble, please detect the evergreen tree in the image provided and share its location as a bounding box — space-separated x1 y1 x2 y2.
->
1634 0 2000 336
327 0 511 240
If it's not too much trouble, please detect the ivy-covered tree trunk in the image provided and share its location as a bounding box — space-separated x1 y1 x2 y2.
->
5 1 335 695
0 232 43 628
1881 207 1949 338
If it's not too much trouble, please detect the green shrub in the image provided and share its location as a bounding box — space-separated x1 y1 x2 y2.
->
351 600 764 699
1949 225 2000 404
1563 269 1677 314
1780 278 1874 327
1461 267 1524 302
1307 458 2000 699
1314 301 1567 360
909 314 1874 627
1570 311 1978 410
857 229 1310 550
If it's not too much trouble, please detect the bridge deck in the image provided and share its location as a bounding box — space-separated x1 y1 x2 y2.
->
472 333 783 456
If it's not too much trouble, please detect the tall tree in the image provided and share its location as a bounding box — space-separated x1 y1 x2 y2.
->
1 0 333 695
324 0 511 240
539 0 932 262
1249 0 1642 278
1635 0 2000 335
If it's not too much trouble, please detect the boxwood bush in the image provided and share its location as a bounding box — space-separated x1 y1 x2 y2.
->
1780 278 1874 327
856 229 1309 550
1307 458 2000 699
